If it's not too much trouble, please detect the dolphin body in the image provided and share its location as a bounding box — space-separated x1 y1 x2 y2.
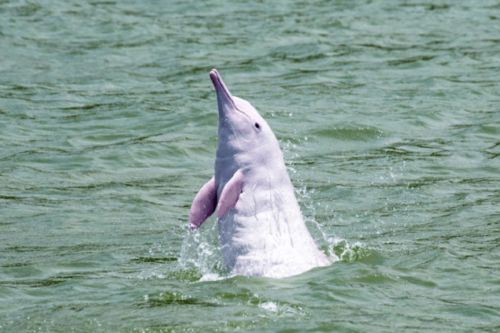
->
189 69 331 278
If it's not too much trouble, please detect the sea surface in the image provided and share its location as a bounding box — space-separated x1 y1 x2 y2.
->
1 0 499 332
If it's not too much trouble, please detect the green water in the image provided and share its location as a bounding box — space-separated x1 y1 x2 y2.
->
1 0 499 332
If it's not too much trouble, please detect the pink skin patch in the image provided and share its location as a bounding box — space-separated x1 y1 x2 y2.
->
216 169 244 218
188 177 217 230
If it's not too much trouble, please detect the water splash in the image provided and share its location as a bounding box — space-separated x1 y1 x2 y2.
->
329 237 381 264
178 221 227 281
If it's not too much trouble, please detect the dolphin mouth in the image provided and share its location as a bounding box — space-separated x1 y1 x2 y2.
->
210 69 236 109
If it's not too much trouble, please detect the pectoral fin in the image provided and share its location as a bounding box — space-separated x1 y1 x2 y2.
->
216 169 244 218
189 177 217 230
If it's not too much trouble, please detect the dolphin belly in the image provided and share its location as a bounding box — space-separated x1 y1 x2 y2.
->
217 185 330 278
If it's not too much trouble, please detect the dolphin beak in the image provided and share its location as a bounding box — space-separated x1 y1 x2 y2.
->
210 69 236 112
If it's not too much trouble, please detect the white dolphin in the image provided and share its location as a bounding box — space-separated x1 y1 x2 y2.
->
188 69 331 278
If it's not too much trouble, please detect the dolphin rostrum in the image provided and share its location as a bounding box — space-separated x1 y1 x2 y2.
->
188 69 331 278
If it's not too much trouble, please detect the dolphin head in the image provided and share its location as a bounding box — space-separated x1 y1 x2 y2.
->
210 69 279 160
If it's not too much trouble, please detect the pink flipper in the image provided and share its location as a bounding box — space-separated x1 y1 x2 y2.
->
216 169 244 218
189 177 217 230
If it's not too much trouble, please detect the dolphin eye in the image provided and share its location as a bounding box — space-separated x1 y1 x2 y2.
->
254 122 261 130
